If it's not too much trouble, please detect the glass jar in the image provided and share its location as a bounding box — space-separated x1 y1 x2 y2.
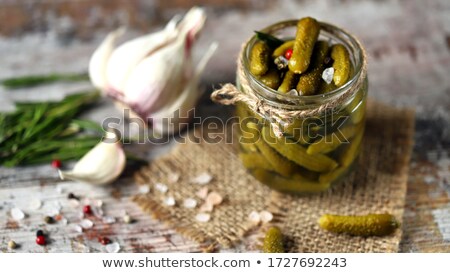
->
236 20 367 194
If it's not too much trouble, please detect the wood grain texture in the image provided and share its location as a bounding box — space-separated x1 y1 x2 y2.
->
1 0 449 252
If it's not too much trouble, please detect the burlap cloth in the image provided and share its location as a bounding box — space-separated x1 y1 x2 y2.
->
133 100 415 252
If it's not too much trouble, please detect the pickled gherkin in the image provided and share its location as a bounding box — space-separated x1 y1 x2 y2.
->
338 127 364 167
307 123 361 155
278 70 299 93
250 41 271 76
262 226 285 253
319 166 348 185
239 153 274 171
254 169 331 193
259 68 281 89
346 85 367 124
255 135 297 177
331 44 351 87
318 81 337 94
296 41 330 96
261 126 338 172
272 40 294 59
288 17 320 74
318 214 399 236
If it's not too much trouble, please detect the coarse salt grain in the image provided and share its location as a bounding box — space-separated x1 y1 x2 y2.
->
183 198 197 209
260 211 273 223
199 202 214 212
56 185 64 194
206 192 223 206
322 67 334 84
191 172 213 185
424 175 435 184
138 184 150 194
69 199 80 208
248 211 261 224
80 219 94 229
11 208 25 220
164 196 176 207
196 187 209 199
195 213 211 223
95 199 103 207
287 89 299 96
155 183 168 193
168 173 180 183
92 206 104 218
105 242 121 253
29 199 42 210
77 211 85 220
71 224 83 233
102 216 116 224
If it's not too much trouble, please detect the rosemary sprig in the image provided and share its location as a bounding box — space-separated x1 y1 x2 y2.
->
0 91 102 167
1 73 89 89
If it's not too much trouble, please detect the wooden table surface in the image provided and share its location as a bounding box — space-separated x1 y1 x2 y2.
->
1 0 449 252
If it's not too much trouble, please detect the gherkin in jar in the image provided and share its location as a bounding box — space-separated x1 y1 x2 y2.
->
235 17 367 194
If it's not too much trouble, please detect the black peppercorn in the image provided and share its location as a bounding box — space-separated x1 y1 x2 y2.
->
44 216 55 224
67 193 77 200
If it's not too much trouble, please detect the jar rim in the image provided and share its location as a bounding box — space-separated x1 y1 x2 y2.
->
242 19 365 109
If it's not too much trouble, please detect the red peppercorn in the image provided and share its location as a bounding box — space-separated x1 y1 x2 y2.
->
36 235 46 246
98 236 111 245
83 205 92 215
51 159 61 169
284 48 293 60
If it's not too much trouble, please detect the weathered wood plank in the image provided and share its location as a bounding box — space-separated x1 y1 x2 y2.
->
1 0 449 252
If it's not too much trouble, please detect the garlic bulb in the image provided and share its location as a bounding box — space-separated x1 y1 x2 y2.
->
58 132 126 185
89 7 216 135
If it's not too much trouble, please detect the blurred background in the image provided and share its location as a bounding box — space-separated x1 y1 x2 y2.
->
0 0 449 252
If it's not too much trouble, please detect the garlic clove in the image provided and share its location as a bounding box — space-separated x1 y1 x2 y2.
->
122 7 207 118
122 39 187 117
58 132 126 185
150 42 217 135
89 27 125 91
105 19 179 94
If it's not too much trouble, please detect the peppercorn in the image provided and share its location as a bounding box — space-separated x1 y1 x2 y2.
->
67 193 79 200
98 236 111 245
324 56 333 66
8 240 17 249
83 205 92 215
123 215 133 224
44 216 55 224
36 230 44 237
36 235 46 246
51 159 62 169
284 48 293 60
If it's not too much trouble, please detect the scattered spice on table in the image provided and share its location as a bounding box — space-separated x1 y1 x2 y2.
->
83 205 92 215
123 215 133 224
98 237 111 245
44 216 55 224
8 240 17 249
51 159 62 169
36 235 46 246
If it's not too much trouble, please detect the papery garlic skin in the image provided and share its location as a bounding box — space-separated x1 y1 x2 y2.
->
89 7 214 135
58 132 126 185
